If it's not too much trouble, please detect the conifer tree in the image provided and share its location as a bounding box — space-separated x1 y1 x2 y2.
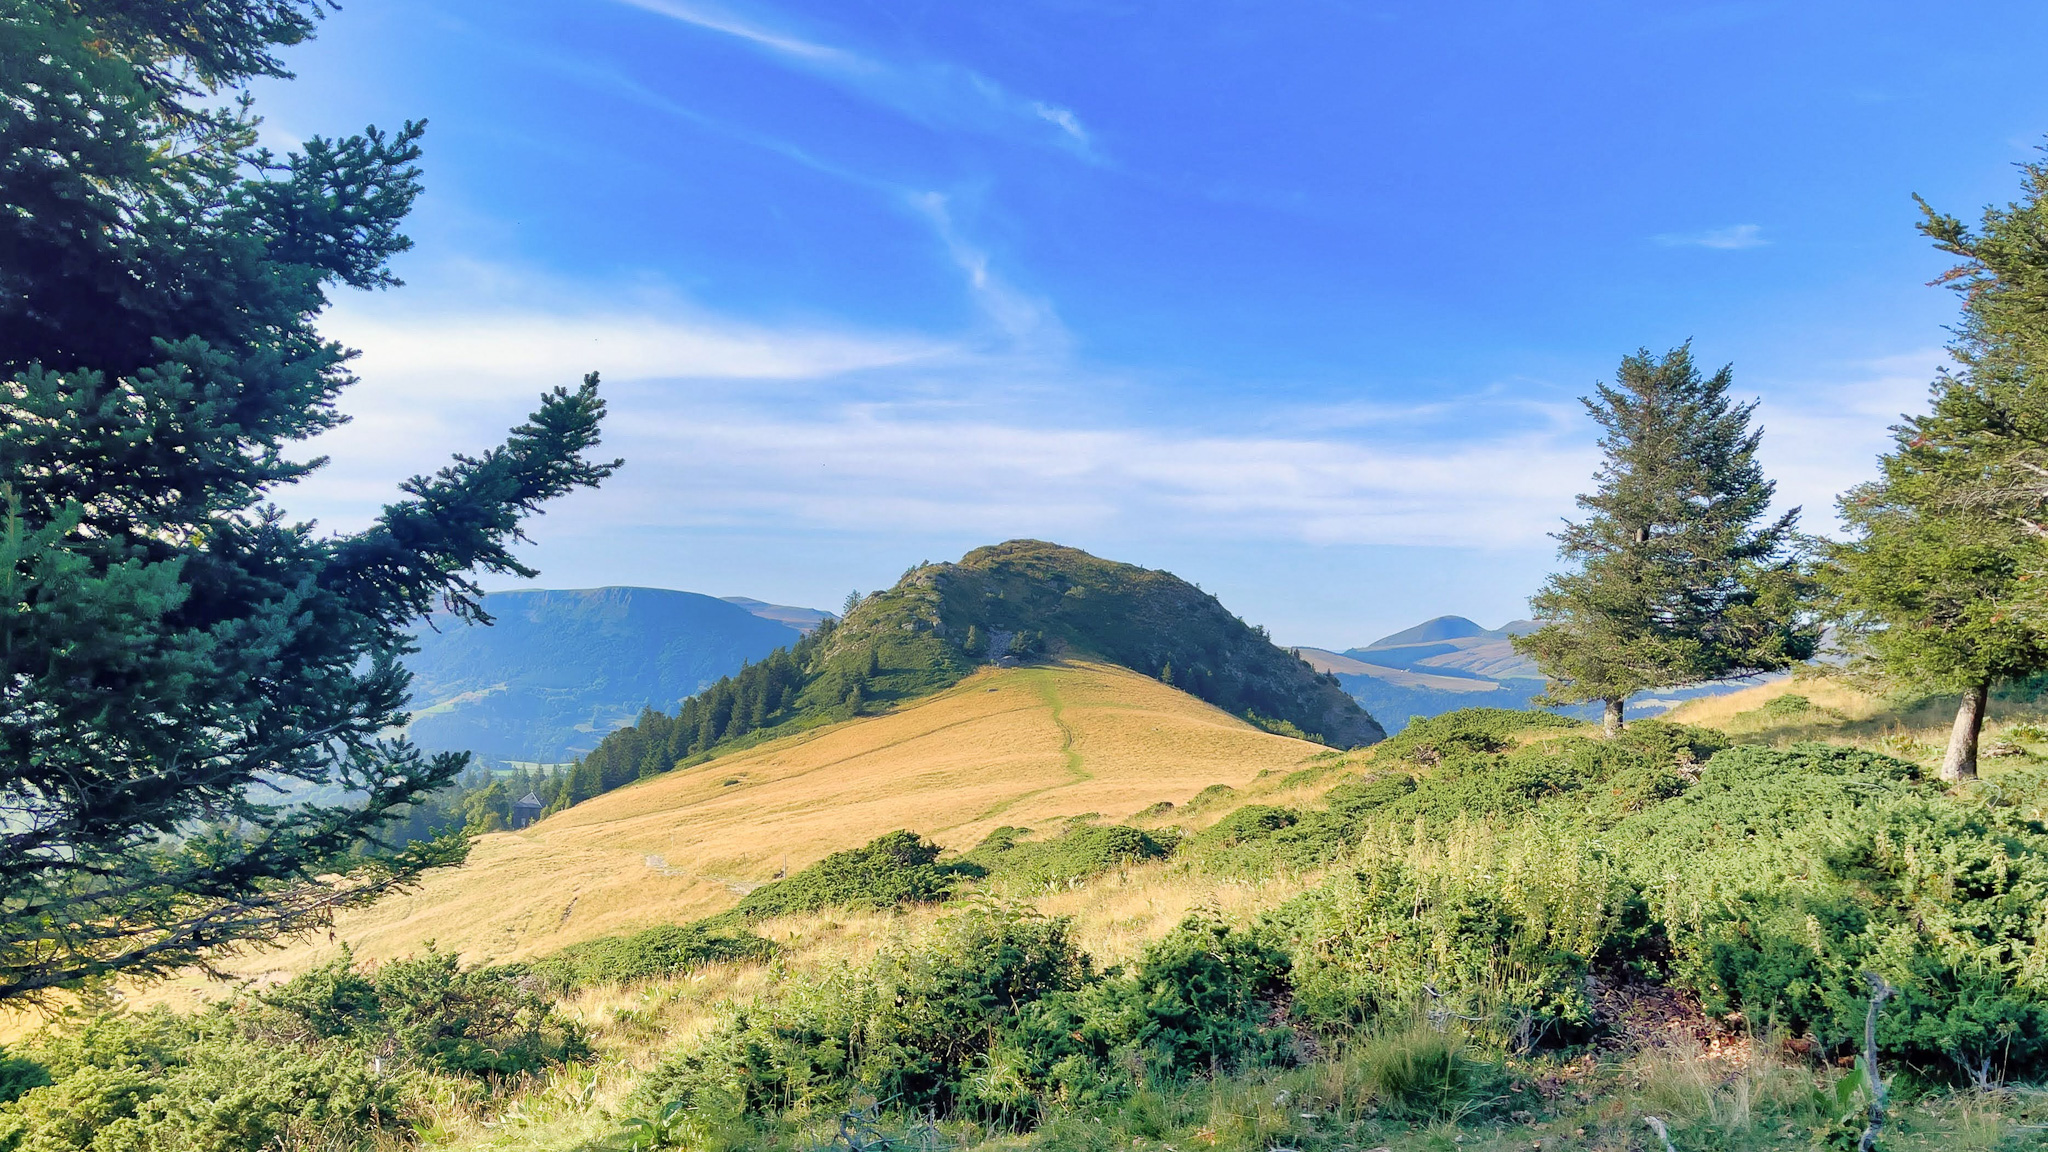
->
1827 149 2048 780
0 1 617 999
1515 346 1817 733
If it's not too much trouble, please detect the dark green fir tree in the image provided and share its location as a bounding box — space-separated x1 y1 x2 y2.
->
0 1 618 999
1827 147 2048 780
1515 346 1817 733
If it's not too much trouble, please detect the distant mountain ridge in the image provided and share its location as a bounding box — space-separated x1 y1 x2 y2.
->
1292 615 1546 733
1345 614 1542 682
1301 614 1772 733
404 588 817 763
720 597 833 633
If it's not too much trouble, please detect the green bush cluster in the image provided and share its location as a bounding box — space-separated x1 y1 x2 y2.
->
526 923 777 992
0 1011 416 1152
1186 715 1717 878
0 946 586 1150
962 822 1176 889
1286 717 2048 1086
1612 746 2048 1083
1282 823 1621 1049
1185 804 1354 875
608 707 2034 1137
1367 707 1585 764
633 906 1293 1125
263 946 588 1077
730 831 961 919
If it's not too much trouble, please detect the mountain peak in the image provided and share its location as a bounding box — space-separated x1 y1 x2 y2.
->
1367 615 1493 649
830 541 1384 747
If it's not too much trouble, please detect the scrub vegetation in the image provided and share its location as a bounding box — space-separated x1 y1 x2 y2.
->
9 704 2048 1150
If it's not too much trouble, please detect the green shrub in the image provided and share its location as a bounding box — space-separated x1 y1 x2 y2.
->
265 945 588 1077
529 923 776 991
732 831 957 918
1761 693 1816 716
1282 823 1620 1049
865 904 1095 1109
0 1010 421 1152
0 1049 48 1105
965 823 1176 889
1188 805 1353 875
634 908 1297 1124
1370 707 1584 764
371 949 590 1076
1183 784 1237 811
634 904 1091 1118
1346 719 1719 827
1010 914 1295 1088
1613 748 2048 1082
1198 805 1297 845
1112 914 1294 1075
1322 772 1416 819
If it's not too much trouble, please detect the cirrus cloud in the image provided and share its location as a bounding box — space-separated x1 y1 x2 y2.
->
1654 223 1768 249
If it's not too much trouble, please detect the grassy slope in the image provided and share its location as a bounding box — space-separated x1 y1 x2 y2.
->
50 673 2048 1150
186 660 1323 995
394 683 2048 1152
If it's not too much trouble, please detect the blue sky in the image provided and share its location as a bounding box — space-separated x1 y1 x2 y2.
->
264 0 2048 647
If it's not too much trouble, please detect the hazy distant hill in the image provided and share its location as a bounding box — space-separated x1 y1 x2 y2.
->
404 588 812 763
720 597 833 633
1346 614 1542 680
1302 614 1772 733
1294 615 1545 733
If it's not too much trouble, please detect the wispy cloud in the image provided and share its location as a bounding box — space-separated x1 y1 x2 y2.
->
1655 223 1768 249
1753 349 1944 533
611 0 1097 159
285 292 950 519
906 192 1068 354
286 295 1592 551
325 304 941 386
1031 102 1089 148
614 0 851 64
511 47 1066 355
289 285 1917 589
543 388 1595 550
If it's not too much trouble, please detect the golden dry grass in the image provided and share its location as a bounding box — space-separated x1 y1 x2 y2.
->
1664 673 2048 758
152 660 1320 1004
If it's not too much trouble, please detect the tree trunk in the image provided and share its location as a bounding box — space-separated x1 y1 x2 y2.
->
1603 697 1625 737
1940 682 1988 782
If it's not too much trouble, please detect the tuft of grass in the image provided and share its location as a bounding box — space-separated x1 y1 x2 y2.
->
1347 1021 1510 1122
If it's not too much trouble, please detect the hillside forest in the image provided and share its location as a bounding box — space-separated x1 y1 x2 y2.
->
10 4 2048 1152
